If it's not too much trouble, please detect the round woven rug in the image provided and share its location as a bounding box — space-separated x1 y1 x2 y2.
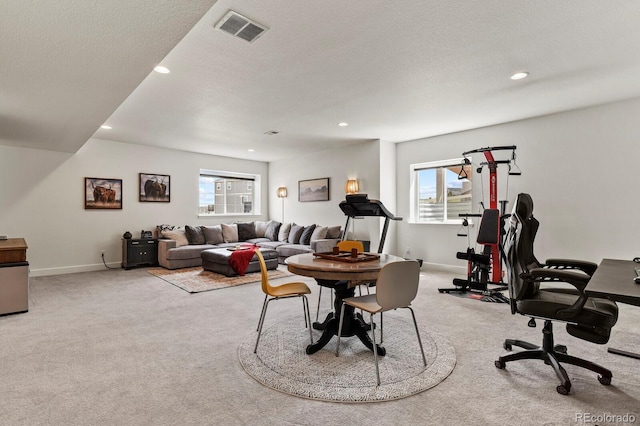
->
238 314 456 402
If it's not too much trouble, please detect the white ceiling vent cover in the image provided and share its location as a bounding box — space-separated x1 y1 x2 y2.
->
214 11 268 43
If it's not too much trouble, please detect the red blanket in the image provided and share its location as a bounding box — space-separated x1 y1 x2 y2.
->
229 245 257 276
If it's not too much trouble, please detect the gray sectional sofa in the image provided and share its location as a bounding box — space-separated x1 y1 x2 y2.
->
157 220 342 270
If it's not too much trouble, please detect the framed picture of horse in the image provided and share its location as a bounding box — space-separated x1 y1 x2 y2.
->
139 173 170 202
84 177 123 209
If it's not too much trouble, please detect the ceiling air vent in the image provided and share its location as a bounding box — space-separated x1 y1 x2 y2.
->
214 11 268 43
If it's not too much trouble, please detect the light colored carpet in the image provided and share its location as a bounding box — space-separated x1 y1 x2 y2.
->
2 268 639 425
147 266 292 293
239 315 456 402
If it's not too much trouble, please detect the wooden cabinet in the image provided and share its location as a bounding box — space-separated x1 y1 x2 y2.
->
122 239 158 270
0 238 29 315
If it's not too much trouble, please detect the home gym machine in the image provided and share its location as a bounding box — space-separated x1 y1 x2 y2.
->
438 145 521 302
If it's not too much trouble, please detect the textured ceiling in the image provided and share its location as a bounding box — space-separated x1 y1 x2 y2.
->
3 1 640 162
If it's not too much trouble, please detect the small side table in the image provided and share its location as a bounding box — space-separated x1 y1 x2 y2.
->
122 238 158 270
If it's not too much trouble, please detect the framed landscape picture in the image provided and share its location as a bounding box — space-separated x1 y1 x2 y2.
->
84 177 122 209
298 177 330 202
139 173 170 202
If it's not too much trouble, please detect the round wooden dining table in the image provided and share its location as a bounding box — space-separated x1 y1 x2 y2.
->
286 252 405 355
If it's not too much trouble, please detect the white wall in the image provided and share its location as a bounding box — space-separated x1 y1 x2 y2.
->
0 138 268 276
396 97 640 271
269 140 399 254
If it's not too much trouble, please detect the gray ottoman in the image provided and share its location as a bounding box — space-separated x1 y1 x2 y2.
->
201 248 279 276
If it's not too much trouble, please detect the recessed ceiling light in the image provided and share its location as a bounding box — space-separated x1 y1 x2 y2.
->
154 66 170 74
338 122 348 127
510 71 529 80
100 124 112 130
248 149 255 152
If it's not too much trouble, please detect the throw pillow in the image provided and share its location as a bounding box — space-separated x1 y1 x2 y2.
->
221 223 239 243
326 225 342 239
157 224 180 238
278 223 292 242
310 225 328 242
255 220 269 238
202 225 223 245
299 224 316 245
237 222 257 241
288 224 304 244
185 225 206 245
264 220 281 241
161 229 189 247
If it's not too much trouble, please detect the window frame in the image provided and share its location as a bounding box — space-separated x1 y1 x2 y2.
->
409 157 473 224
198 169 262 217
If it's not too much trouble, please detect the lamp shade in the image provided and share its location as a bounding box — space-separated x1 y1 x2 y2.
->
277 187 287 198
344 179 359 194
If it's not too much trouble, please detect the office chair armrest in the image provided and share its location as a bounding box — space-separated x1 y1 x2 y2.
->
544 258 598 276
526 267 590 292
527 268 592 320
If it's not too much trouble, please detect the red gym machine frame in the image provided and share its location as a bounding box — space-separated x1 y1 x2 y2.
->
462 145 519 284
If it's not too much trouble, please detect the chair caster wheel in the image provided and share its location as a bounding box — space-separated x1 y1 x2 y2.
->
494 359 506 369
503 342 512 351
554 344 567 354
556 385 570 395
598 375 612 386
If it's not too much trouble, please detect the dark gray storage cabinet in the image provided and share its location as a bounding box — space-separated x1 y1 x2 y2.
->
122 239 158 269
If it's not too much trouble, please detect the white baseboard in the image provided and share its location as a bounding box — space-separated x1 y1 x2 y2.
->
420 261 466 274
30 262 121 277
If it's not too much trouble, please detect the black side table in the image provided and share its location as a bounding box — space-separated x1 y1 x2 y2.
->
122 238 158 270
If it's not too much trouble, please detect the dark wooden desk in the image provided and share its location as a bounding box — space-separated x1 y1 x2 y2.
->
585 258 640 359
286 252 404 355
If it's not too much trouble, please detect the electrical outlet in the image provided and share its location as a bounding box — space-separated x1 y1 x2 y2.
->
100 250 105 255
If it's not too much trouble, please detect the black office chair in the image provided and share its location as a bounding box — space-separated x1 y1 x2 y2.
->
495 193 618 395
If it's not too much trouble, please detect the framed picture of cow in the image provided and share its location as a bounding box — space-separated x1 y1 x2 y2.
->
139 173 170 202
84 177 123 209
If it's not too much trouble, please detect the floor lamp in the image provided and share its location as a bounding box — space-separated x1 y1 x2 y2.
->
277 187 287 223
344 179 359 238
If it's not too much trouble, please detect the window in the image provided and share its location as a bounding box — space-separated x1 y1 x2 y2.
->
199 169 261 216
410 158 473 223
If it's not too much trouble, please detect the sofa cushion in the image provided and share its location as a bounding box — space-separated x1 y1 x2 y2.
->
278 223 292 242
161 229 189 247
299 224 316 245
221 223 239 243
257 240 287 250
265 220 281 241
245 237 271 245
310 225 328 242
255 220 269 238
276 244 313 258
165 244 213 260
237 222 257 241
157 224 181 238
202 225 224 244
326 225 342 239
288 224 303 244
185 225 206 245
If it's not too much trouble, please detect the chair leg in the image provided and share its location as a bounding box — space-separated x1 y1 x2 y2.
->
370 312 381 386
335 302 347 356
495 320 612 394
256 294 268 331
254 298 273 353
555 352 612 382
302 295 314 345
301 295 308 328
408 307 427 366
380 312 383 344
315 287 323 322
